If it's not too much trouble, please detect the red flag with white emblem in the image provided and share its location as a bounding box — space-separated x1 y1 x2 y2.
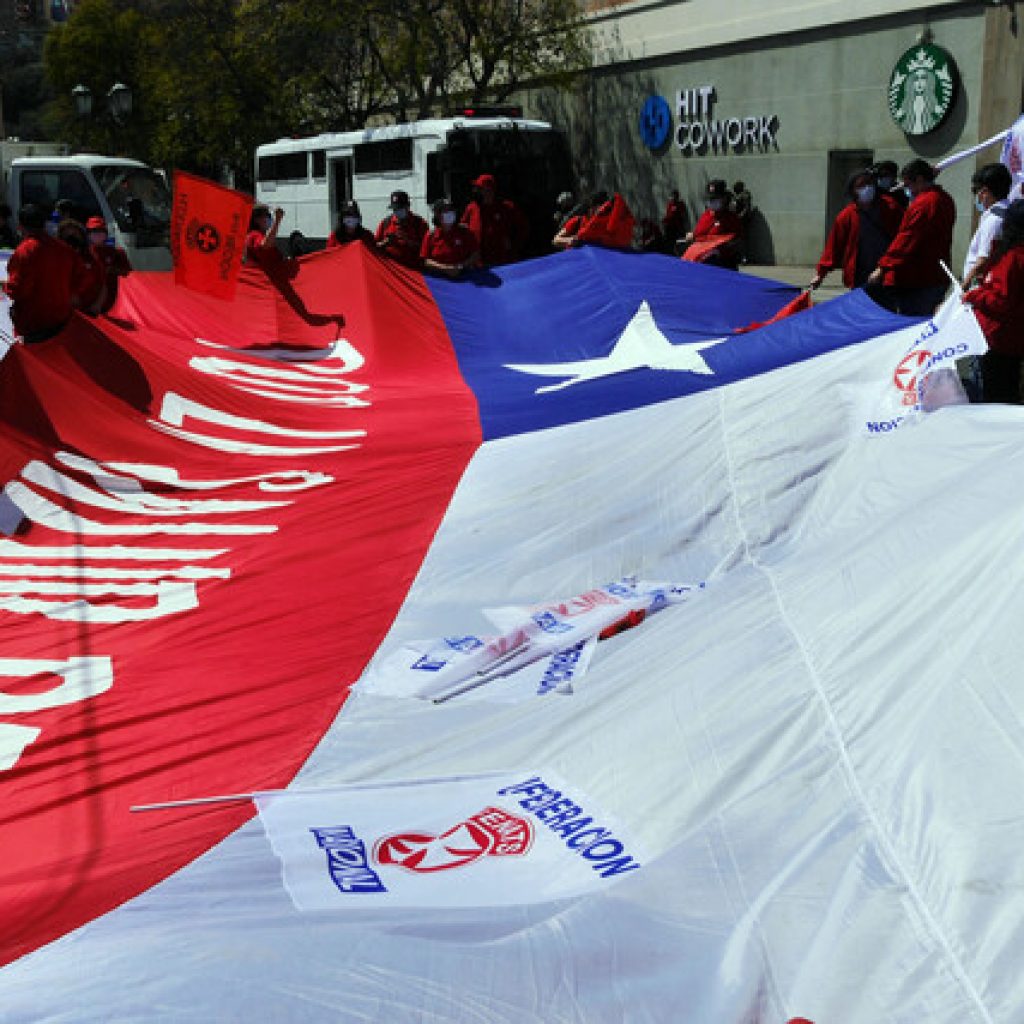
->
170 171 252 300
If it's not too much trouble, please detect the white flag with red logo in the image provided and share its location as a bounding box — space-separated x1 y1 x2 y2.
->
861 291 986 433
1001 112 1024 197
255 772 643 910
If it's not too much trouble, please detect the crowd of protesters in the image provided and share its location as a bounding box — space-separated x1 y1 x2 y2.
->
808 156 1024 402
3 202 131 344
6 148 1022 405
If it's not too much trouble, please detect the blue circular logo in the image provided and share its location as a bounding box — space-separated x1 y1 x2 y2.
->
639 95 672 150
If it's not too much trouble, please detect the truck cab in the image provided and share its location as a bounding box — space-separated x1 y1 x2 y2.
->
7 154 172 270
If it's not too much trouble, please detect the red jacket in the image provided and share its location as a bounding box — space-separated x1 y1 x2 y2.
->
693 207 742 240
327 226 375 248
964 246 1024 356
420 224 479 268
374 212 428 268
92 243 132 313
816 196 903 288
877 185 955 288
4 233 86 337
461 198 526 265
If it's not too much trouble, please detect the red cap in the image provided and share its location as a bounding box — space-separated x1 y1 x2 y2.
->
472 173 496 190
85 216 107 231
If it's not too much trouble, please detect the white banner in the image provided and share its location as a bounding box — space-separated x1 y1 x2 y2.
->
256 772 644 910
360 578 703 702
862 294 986 435
1001 113 1024 197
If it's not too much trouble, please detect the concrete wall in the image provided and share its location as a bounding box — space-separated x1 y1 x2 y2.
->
525 2 1023 268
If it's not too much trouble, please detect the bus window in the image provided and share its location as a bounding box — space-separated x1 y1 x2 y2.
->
353 138 413 175
312 150 326 179
94 165 172 249
257 151 309 183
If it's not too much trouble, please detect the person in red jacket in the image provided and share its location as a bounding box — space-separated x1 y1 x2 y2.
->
661 189 688 253
57 218 105 315
679 179 743 268
963 199 1024 404
552 191 607 250
421 198 480 278
85 215 131 313
866 158 955 315
375 190 428 268
809 169 903 291
327 201 375 249
461 173 527 266
4 203 87 343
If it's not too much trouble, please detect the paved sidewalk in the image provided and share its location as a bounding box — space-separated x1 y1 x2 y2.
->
741 264 847 304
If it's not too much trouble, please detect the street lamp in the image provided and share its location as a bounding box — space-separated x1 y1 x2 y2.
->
71 83 92 118
71 82 134 153
107 82 132 124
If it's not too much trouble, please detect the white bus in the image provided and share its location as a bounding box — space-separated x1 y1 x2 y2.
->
255 112 574 257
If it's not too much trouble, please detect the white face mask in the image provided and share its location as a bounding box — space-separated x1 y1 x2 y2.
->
855 185 876 204
441 211 457 227
708 199 723 212
45 220 59 237
974 196 987 214
393 207 408 220
877 176 895 191
343 216 360 230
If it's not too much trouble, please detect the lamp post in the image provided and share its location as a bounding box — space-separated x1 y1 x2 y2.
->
107 82 132 124
71 82 133 152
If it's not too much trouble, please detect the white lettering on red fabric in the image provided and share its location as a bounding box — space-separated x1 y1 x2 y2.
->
0 657 113 770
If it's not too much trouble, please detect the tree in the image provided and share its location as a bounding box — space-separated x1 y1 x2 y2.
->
42 0 151 158
43 0 590 183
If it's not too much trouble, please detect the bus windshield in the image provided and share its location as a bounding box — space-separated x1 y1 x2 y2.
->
94 164 172 249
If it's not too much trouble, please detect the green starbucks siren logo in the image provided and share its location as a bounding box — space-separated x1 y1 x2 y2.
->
888 44 958 136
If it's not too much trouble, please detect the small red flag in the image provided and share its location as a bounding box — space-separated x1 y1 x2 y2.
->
733 289 813 334
170 171 252 300
681 234 738 263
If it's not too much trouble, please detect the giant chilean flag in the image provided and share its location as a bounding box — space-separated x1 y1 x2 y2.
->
0 244 1021 1024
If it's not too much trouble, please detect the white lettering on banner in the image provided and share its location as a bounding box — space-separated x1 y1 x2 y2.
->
189 356 370 407
67 457 333 494
0 542 229 560
4 483 276 536
0 447 284 622
0 563 228 580
0 656 113 770
496 776 641 879
0 580 198 622
152 393 365 456
195 336 366 374
20 461 289 515
0 724 41 771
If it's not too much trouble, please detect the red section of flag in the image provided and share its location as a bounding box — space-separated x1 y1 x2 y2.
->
733 289 812 334
0 244 482 965
577 193 636 249
170 171 252 300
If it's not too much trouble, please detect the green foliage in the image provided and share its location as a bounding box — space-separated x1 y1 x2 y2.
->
42 0 590 184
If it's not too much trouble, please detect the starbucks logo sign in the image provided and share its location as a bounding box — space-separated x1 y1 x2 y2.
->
888 44 958 136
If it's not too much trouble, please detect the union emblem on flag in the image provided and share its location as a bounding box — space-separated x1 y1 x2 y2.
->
170 171 251 300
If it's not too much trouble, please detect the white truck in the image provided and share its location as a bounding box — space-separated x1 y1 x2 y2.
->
7 153 173 270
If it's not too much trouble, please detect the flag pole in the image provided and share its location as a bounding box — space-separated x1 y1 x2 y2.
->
934 129 1011 173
